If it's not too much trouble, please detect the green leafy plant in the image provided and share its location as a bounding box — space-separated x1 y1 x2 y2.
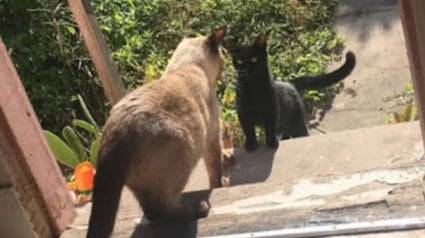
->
1 0 342 147
44 95 101 169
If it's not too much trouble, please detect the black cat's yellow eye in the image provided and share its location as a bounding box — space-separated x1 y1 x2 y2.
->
237 59 243 65
250 57 258 63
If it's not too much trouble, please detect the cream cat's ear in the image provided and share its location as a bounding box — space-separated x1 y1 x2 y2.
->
255 33 267 46
208 27 226 50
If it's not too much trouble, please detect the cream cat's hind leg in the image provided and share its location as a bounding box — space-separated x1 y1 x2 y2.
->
128 141 210 222
138 190 210 222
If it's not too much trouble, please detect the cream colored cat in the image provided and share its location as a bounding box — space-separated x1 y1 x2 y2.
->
87 28 227 238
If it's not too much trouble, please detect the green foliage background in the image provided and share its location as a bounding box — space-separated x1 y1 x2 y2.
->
0 0 342 146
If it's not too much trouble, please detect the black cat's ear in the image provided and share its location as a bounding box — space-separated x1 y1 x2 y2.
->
255 33 267 46
208 27 226 51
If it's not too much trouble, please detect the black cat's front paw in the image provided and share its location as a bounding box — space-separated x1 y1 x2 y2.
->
244 140 258 152
266 137 279 149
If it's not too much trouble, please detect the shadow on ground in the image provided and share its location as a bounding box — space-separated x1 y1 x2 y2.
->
305 82 348 133
131 219 198 238
335 0 400 42
130 190 212 238
225 146 277 186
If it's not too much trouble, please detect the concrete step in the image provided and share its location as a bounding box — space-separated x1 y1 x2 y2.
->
187 121 423 191
63 159 425 238
61 122 424 237
111 164 425 238
193 164 425 237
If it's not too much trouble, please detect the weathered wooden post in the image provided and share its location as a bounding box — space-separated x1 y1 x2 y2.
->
67 0 127 105
399 0 425 150
0 36 76 237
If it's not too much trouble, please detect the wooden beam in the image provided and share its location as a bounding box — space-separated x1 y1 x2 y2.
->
399 0 425 150
0 36 75 236
67 0 126 105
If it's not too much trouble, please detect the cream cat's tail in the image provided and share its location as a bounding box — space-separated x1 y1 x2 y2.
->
86 136 131 238
289 51 356 91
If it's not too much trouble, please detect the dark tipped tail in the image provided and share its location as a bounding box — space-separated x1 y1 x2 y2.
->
86 142 129 238
290 51 356 91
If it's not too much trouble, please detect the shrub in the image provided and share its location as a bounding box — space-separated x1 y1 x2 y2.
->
1 0 342 146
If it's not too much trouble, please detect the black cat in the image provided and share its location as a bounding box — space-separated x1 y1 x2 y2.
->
227 34 356 152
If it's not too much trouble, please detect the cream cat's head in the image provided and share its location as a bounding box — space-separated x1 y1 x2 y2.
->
164 27 226 84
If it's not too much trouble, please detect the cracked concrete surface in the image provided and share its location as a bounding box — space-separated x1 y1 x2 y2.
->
311 0 415 135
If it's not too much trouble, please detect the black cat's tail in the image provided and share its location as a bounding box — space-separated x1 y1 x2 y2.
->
289 51 356 91
86 136 131 238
